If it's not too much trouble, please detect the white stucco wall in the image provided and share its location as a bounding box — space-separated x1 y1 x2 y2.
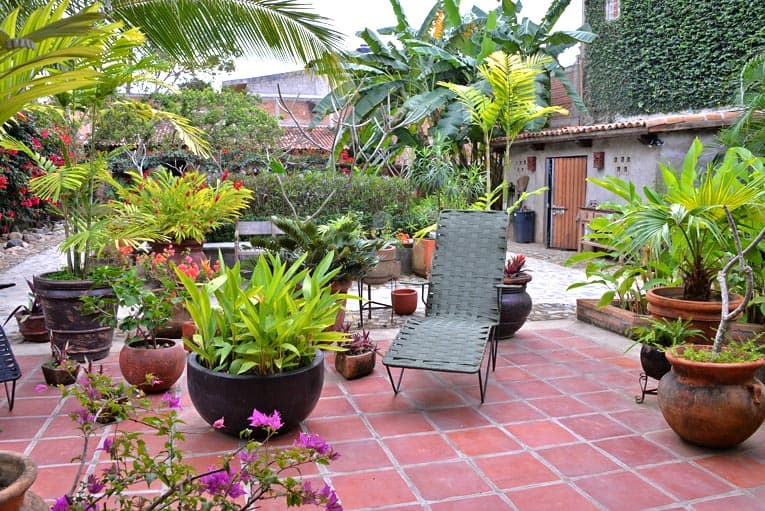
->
505 128 722 245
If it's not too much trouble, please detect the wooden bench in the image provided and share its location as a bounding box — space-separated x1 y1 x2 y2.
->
234 220 284 261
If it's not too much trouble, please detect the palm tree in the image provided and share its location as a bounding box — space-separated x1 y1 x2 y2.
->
0 0 344 73
719 52 765 156
439 51 566 195
0 0 109 126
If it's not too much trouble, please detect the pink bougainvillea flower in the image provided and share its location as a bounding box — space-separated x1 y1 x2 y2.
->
247 409 283 431
213 417 225 429
34 383 48 393
161 392 181 410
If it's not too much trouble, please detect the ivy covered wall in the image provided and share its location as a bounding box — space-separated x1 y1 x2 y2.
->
584 0 765 121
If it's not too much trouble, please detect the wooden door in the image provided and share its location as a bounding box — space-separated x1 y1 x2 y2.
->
547 156 587 250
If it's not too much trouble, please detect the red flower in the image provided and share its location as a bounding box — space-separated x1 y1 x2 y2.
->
41 128 49 139
31 137 42 150
233 180 244 190
0 175 7 190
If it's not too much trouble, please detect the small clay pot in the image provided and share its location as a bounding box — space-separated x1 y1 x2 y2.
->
119 338 186 393
14 312 48 343
40 362 80 386
391 288 418 315
335 350 376 380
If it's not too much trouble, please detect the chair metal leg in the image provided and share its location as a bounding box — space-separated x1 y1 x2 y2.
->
4 379 16 412
385 366 405 395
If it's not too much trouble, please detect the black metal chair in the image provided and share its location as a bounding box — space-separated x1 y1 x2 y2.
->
0 283 22 411
382 210 508 403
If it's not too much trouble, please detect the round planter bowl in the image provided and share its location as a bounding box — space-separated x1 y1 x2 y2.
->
119 339 186 393
658 346 765 448
186 349 325 437
14 312 48 343
40 363 80 386
0 451 45 511
646 286 743 343
391 288 418 315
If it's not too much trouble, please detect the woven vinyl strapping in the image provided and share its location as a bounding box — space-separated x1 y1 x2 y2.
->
383 210 508 374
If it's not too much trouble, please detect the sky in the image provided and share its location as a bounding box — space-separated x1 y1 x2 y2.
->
218 0 583 83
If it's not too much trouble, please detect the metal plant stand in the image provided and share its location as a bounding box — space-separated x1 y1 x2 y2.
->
635 372 658 404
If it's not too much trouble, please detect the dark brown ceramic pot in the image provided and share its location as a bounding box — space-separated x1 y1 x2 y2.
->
497 273 533 339
40 362 79 386
13 312 48 343
334 350 376 380
646 286 743 343
658 345 765 448
118 338 186 393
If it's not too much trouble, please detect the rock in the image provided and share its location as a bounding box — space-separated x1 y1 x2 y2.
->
5 239 24 248
23 233 42 242
8 231 23 240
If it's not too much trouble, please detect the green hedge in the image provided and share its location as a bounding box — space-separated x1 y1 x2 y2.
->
206 172 427 241
584 0 765 121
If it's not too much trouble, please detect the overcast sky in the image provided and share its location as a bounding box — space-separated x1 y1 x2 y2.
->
220 0 583 82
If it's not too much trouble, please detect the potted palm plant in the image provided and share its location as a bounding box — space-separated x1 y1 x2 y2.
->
12 24 208 361
657 209 765 448
591 139 765 341
177 252 350 437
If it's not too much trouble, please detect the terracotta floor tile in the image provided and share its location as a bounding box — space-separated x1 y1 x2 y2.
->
339 374 393 395
447 427 521 456
493 366 535 383
430 494 515 510
639 461 735 500
504 380 564 399
691 493 764 511
405 460 491 500
29 436 100 466
312 395 356 418
506 352 549 366
645 429 714 458
475 452 558 489
539 329 578 340
384 432 459 465
480 401 545 424
696 454 765 487
425 406 491 431
330 469 416 508
560 413 634 440
595 435 677 466
576 389 634 411
403 387 468 408
304 415 372 442
575 471 674 511
609 407 671 433
0 416 46 440
329 439 393 472
31 465 81 501
351 393 415 414
564 358 618 375
0 396 60 417
592 369 634 390
522 362 579 379
537 443 620 477
367 412 435 437
178 425 241 454
528 395 595 417
550 375 607 394
507 482 601 511
505 420 578 448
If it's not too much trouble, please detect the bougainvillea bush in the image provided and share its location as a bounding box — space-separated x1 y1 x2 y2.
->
0 116 58 232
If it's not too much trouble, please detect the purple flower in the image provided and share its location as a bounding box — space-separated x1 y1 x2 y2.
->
34 383 48 393
318 483 342 511
73 407 95 425
247 409 283 431
98 437 114 453
86 474 105 494
200 468 232 496
302 481 316 504
238 449 257 465
161 392 181 409
295 432 330 455
227 482 245 499
212 417 225 429
51 495 71 511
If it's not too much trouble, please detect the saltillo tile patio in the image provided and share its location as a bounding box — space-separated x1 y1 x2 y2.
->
2 319 765 510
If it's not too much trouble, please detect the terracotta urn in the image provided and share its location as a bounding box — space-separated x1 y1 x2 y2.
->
391 288 418 315
658 345 765 448
119 338 186 393
0 451 45 511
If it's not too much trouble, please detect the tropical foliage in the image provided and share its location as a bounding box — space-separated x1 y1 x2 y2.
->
719 52 765 156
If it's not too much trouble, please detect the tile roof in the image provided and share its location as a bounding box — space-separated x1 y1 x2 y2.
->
279 126 335 152
496 109 741 145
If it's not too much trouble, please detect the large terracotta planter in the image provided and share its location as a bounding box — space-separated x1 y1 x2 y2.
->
646 286 743 343
0 451 45 511
363 247 400 284
496 273 533 339
576 298 651 337
33 273 115 362
186 349 325 437
658 345 765 448
119 338 186 393
412 238 435 277
334 350 376 380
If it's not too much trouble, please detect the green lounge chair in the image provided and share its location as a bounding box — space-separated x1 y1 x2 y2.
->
382 209 508 403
